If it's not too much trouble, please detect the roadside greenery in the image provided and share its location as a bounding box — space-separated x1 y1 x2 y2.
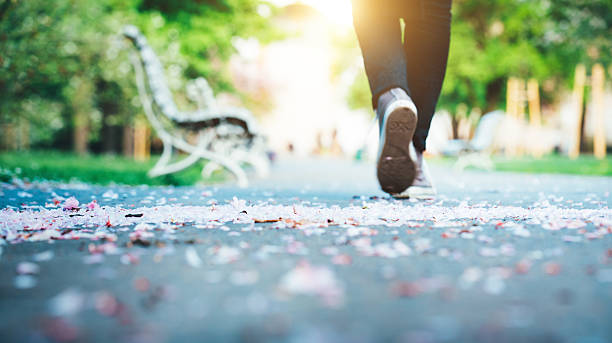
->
428 154 612 176
0 152 608 187
492 155 612 177
346 0 612 114
1 0 610 156
0 0 278 150
0 151 225 185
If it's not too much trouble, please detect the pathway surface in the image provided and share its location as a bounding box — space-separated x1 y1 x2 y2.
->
0 157 611 343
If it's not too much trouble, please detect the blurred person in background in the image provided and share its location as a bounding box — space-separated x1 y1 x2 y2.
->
352 0 452 198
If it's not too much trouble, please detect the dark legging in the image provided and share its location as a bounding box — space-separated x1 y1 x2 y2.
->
352 0 452 152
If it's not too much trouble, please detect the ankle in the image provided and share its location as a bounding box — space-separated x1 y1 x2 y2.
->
377 88 409 108
376 88 418 119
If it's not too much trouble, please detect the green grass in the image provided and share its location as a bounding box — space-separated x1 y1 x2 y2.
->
1 151 608 187
493 155 611 176
428 154 611 176
0 150 226 186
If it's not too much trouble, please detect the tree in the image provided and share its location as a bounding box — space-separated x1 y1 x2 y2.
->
345 0 612 115
441 0 612 113
0 0 277 152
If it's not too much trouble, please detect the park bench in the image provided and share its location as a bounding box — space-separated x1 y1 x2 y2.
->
123 25 269 187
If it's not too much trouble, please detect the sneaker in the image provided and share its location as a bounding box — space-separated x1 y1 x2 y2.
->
376 88 418 194
392 148 436 199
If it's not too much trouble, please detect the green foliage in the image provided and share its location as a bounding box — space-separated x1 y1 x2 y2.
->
441 0 612 113
0 151 225 185
426 154 612 176
492 155 612 176
0 0 277 150
346 0 612 114
135 0 280 92
1 0 138 148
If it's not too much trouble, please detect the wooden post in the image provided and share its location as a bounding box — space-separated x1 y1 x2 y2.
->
133 119 150 161
592 63 606 159
506 77 523 120
71 77 93 156
73 114 89 156
506 77 516 119
516 78 526 122
505 78 518 156
509 79 527 156
18 118 30 151
569 64 586 159
123 125 134 157
527 79 541 126
527 79 543 158
144 126 150 160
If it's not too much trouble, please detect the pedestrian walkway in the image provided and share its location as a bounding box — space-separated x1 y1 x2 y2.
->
0 157 610 342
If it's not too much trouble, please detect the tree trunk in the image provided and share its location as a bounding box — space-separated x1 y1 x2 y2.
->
73 123 88 156
123 125 134 157
1 123 17 151
18 118 29 150
133 120 150 161
71 76 93 156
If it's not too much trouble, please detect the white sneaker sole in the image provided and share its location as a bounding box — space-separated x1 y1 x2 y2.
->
376 99 418 194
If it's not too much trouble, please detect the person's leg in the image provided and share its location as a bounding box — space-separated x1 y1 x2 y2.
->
353 0 421 194
351 0 409 109
402 0 452 152
383 0 450 199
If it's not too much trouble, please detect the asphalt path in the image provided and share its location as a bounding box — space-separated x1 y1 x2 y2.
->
0 157 610 343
